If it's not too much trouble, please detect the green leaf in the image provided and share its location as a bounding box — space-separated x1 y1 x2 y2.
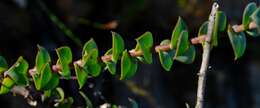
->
36 45 51 73
42 90 52 101
175 45 196 64
212 11 227 47
243 2 257 29
171 17 188 49
82 38 98 56
7 57 29 85
135 31 153 64
83 49 101 77
43 73 59 90
40 63 52 90
0 56 8 75
227 25 247 60
0 77 15 95
158 40 175 71
198 21 208 36
79 91 93 108
216 11 227 32
246 28 259 37
74 63 88 89
56 87 65 102
173 30 196 64
251 7 260 35
56 47 72 79
120 50 138 80
106 61 116 75
56 47 72 64
104 49 116 75
82 40 101 77
198 21 208 47
175 31 189 57
33 63 57 90
112 32 125 62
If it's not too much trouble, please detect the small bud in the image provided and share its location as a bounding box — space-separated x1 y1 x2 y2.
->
249 21 257 29
28 67 37 76
155 44 171 52
191 35 207 44
74 60 83 67
232 24 245 33
129 49 143 57
101 55 112 62
52 65 62 73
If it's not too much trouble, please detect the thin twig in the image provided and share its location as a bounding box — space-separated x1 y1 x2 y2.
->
195 3 219 108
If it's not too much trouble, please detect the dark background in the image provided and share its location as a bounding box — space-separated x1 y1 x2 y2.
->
0 0 260 108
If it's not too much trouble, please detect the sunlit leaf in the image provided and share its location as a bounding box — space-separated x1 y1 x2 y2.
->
0 77 15 95
56 47 72 79
171 17 188 49
7 57 29 85
112 32 125 62
135 32 153 64
36 45 51 73
74 63 88 89
83 49 101 77
82 38 98 56
42 73 59 90
120 50 138 80
175 31 189 57
40 63 52 90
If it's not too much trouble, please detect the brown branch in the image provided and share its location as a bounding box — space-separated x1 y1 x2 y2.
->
155 44 171 52
232 21 257 33
101 55 112 62
191 35 207 45
129 49 143 57
195 2 219 108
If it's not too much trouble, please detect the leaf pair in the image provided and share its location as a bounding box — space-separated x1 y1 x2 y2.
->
104 32 125 75
82 39 101 77
134 32 153 64
74 39 101 89
120 32 153 80
33 46 59 90
198 11 227 47
0 56 29 94
56 47 73 79
243 2 259 37
159 17 195 71
0 56 12 94
228 2 259 60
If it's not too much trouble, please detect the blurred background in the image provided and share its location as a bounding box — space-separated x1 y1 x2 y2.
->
0 0 260 108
